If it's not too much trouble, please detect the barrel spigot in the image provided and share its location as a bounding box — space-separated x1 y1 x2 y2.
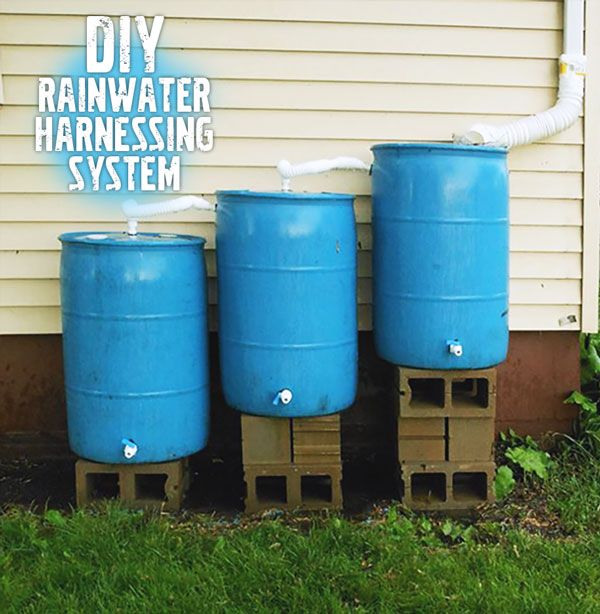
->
447 339 463 357
122 438 138 459
273 389 293 405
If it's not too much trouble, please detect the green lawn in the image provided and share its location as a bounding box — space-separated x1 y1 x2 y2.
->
2 456 600 613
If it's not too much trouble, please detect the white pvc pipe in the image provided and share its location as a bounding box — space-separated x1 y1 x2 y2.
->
564 0 585 54
122 195 215 235
277 157 370 191
456 0 586 149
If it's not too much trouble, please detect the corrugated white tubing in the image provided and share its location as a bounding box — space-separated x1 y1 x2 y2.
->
277 157 370 191
122 195 215 235
456 55 585 148
456 0 586 149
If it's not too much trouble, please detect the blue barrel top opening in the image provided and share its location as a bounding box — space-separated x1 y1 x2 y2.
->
59 231 210 463
216 190 358 418
370 142 509 369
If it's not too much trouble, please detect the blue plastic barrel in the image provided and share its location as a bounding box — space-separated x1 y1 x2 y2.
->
59 232 210 463
216 190 357 417
371 143 509 369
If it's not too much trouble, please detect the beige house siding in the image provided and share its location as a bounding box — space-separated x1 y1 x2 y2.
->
0 0 598 334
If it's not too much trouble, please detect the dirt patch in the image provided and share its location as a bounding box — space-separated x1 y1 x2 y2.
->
0 458 75 509
0 456 569 542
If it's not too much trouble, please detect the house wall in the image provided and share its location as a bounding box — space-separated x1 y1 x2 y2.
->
0 0 598 334
0 2 594 459
0 332 580 460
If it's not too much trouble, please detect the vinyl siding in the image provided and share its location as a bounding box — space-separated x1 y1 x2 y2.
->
0 0 598 334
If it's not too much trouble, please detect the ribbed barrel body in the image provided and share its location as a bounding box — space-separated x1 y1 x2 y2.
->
60 232 210 463
216 191 358 417
371 143 509 369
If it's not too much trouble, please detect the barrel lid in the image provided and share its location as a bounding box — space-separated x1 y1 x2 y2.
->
216 190 354 201
371 142 507 154
59 231 206 247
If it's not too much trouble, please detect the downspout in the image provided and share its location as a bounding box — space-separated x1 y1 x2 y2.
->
456 0 586 148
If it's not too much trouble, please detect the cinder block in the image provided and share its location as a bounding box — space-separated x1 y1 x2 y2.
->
450 374 496 416
244 463 342 513
396 367 496 418
398 437 445 462
293 414 340 430
75 458 189 512
241 414 292 465
400 461 495 510
241 414 342 466
292 414 341 465
397 417 445 437
448 418 495 461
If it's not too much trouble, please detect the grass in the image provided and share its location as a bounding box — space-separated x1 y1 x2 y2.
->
545 453 600 534
2 455 600 614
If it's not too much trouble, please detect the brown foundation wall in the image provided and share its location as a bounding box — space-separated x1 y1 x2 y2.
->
0 331 580 458
495 332 579 436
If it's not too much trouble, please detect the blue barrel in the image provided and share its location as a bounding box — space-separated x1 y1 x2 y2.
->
371 143 509 369
216 190 357 417
59 232 210 463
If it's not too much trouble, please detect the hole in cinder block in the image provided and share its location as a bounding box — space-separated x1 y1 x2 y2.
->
301 475 332 504
451 378 490 410
86 473 119 500
408 378 445 410
398 476 406 500
135 474 168 501
256 476 287 504
410 472 446 503
453 472 488 502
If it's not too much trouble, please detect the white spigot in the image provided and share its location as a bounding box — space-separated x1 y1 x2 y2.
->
447 340 463 357
273 388 293 405
122 438 138 459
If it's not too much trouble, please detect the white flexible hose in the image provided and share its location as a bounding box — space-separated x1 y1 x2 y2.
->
456 54 585 148
277 157 370 191
122 195 215 235
456 0 586 149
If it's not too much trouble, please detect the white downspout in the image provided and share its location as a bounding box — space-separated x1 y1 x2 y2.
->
456 0 586 148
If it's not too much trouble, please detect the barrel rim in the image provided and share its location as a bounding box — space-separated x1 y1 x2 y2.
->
216 189 355 202
58 231 206 247
370 142 507 154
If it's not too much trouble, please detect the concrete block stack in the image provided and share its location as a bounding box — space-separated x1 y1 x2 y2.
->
394 367 496 510
241 414 342 513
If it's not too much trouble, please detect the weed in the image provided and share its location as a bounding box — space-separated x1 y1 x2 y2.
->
579 333 600 388
494 430 554 499
505 446 554 480
440 519 476 545
494 465 516 499
564 390 600 457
